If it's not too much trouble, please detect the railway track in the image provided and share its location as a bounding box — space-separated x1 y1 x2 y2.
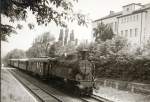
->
8 69 83 102
80 94 114 102
91 94 114 102
9 69 62 102
81 97 103 102
8 69 114 102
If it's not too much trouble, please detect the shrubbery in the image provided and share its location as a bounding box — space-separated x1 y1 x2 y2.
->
88 35 150 83
56 54 79 68
95 56 150 83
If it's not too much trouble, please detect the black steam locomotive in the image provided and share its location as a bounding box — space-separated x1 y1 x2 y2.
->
9 50 95 95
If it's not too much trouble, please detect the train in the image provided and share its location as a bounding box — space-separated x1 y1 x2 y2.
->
8 50 95 95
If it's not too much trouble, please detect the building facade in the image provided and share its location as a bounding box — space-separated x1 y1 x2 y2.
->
93 3 150 46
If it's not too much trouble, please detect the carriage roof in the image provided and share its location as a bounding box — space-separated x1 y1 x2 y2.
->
9 59 19 61
9 57 56 62
28 57 56 62
18 59 29 61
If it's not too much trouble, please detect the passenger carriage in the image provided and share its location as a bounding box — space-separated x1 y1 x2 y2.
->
18 59 28 71
27 58 53 79
9 59 19 68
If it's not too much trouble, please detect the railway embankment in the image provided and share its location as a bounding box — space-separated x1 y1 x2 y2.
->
93 78 150 102
96 78 150 95
1 68 38 102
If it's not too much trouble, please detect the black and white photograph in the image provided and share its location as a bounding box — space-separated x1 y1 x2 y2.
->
1 0 150 102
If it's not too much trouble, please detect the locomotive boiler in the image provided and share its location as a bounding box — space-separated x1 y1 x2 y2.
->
50 50 95 95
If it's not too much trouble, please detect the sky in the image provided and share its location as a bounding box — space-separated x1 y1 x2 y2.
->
1 0 150 58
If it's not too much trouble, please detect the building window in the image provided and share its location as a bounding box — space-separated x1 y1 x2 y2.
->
133 15 135 21
124 17 126 23
136 14 138 21
125 30 128 37
114 22 117 31
121 31 123 36
145 12 147 20
135 28 138 37
144 35 146 40
127 8 129 11
130 15 132 21
130 29 132 37
121 18 123 23
127 16 128 22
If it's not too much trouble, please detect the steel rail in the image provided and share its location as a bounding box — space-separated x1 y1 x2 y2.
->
91 94 114 102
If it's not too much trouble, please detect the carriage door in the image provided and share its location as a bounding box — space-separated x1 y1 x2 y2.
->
43 62 48 77
48 61 53 78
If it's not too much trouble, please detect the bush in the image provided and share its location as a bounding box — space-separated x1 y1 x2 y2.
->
95 55 150 83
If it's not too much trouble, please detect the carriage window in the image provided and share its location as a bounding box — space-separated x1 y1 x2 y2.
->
41 63 43 68
37 62 39 68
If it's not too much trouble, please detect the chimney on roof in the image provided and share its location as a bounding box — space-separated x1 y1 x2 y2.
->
109 10 114 15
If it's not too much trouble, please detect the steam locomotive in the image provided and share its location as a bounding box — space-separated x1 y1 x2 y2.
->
8 50 95 95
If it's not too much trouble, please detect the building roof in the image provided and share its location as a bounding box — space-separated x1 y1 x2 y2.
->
143 3 150 8
122 3 143 7
93 3 150 22
93 11 122 22
117 4 150 18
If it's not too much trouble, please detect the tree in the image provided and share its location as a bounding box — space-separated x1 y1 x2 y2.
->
142 39 150 56
70 29 75 41
64 41 77 54
5 49 26 59
76 41 90 51
93 22 114 42
26 32 55 57
58 29 64 41
26 46 39 58
134 47 144 56
49 43 56 57
107 36 127 54
64 28 69 45
3 49 26 66
1 0 88 41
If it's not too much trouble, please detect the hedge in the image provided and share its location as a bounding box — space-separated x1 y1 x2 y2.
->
95 56 150 83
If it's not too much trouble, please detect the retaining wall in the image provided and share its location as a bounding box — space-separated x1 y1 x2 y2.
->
96 78 150 95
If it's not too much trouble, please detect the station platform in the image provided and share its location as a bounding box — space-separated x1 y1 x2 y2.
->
94 86 150 102
1 68 37 102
